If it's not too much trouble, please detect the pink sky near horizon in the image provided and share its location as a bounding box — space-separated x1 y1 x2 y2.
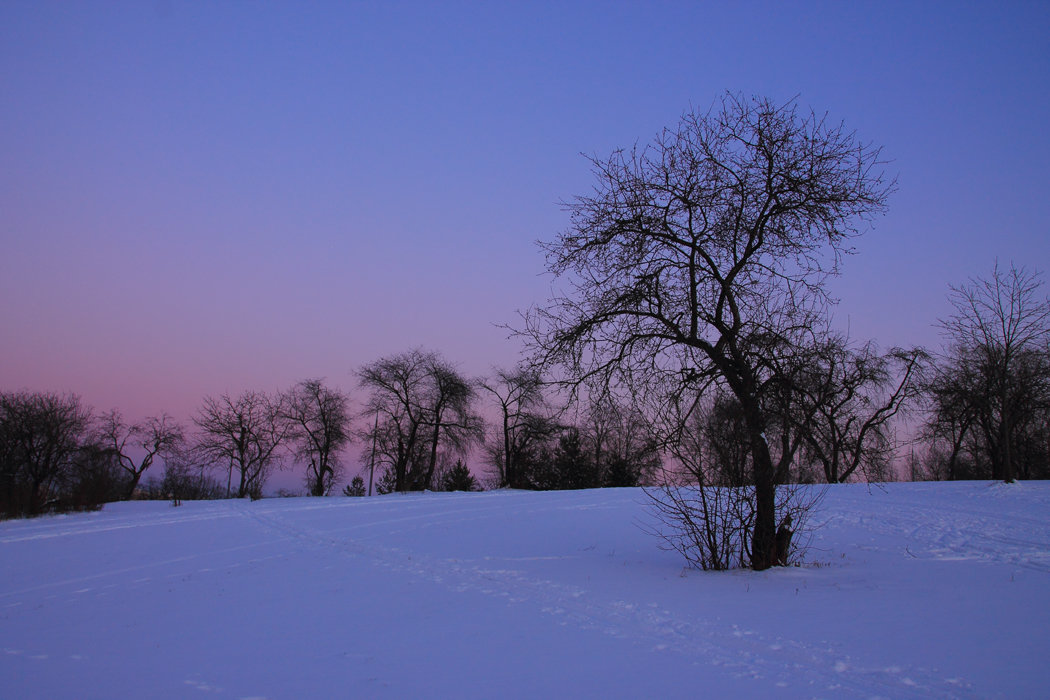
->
2 2 1048 487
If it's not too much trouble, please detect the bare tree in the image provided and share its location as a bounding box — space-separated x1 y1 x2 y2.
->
0 391 91 515
525 94 892 569
358 349 483 492
97 410 184 499
938 263 1050 482
65 441 125 510
358 350 433 493
283 379 352 496
798 340 926 483
479 366 557 488
581 390 661 487
421 356 484 490
161 444 225 503
193 391 289 498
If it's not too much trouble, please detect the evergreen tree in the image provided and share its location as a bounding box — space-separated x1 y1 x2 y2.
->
343 476 366 497
440 460 479 492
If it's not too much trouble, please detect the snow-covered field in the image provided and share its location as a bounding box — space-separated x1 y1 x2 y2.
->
2 482 1048 699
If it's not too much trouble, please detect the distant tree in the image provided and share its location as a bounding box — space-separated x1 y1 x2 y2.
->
440 460 480 492
65 442 125 510
359 349 483 492
798 340 926 483
96 410 184 500
925 342 1050 481
358 350 434 493
422 357 484 489
581 392 662 487
343 475 366 497
0 391 91 515
693 389 753 487
525 94 892 568
554 427 597 489
283 379 353 496
479 367 559 488
161 446 225 503
193 391 289 498
935 263 1050 482
374 466 398 495
515 426 597 491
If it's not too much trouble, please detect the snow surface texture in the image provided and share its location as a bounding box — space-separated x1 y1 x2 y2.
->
2 482 1048 699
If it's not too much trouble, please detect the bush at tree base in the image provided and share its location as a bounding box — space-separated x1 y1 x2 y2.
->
643 482 825 571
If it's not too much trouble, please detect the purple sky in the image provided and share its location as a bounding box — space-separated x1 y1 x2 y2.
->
3 1 1049 435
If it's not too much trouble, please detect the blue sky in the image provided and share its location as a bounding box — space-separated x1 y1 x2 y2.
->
2 0 1048 423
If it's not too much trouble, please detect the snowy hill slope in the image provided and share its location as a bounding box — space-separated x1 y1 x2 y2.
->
2 483 1048 698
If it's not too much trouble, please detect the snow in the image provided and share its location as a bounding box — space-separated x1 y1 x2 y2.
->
2 482 1048 698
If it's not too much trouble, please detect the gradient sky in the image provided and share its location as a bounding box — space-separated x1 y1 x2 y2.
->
3 1 1049 433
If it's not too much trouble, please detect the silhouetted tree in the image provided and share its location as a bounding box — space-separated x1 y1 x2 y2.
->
554 427 597 489
696 389 753 487
0 391 91 515
581 392 662 487
440 459 480 492
283 379 352 496
512 426 597 491
156 446 226 503
422 356 484 489
97 410 184 499
934 263 1050 482
480 367 559 488
65 442 125 510
798 340 926 483
359 349 483 492
193 390 289 498
358 350 432 492
926 342 1050 481
343 475 366 497
525 94 893 569
373 466 398 495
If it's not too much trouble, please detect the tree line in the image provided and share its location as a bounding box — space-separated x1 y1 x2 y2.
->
3 94 1048 576
3 265 1046 522
0 352 663 517
520 93 1050 569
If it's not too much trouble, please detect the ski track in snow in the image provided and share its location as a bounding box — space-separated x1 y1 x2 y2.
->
820 483 1050 573
4 484 1047 698
237 495 977 698
0 506 241 544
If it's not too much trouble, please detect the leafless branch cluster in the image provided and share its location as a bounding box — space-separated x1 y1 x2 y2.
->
357 349 483 493
525 93 894 568
923 263 1050 481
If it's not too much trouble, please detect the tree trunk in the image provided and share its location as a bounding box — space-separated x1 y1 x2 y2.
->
502 414 511 488
750 435 778 570
123 471 142 501
426 420 441 490
735 386 777 570
311 461 325 497
1001 385 1015 483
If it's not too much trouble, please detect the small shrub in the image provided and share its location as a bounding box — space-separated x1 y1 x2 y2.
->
643 482 824 571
